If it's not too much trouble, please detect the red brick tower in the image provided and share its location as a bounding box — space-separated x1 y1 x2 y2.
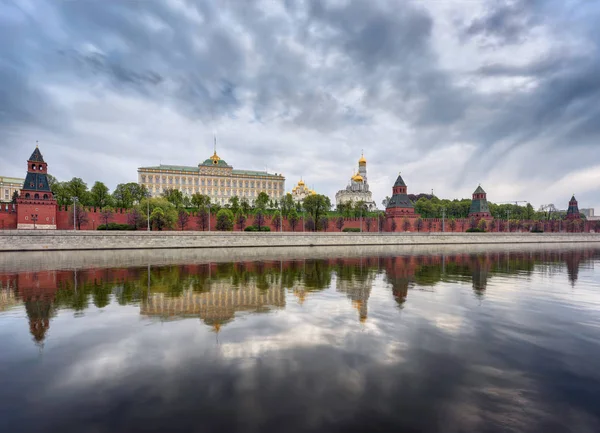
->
385 173 417 218
468 185 492 219
16 146 57 229
566 195 581 220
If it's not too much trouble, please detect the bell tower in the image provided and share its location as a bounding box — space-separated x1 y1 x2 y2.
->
16 146 57 229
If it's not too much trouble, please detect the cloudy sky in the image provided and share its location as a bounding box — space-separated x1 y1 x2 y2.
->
1 0 599 210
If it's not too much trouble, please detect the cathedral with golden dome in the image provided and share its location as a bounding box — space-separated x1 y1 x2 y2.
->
335 153 376 210
290 178 316 203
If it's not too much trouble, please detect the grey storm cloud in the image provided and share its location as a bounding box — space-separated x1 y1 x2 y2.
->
1 0 599 210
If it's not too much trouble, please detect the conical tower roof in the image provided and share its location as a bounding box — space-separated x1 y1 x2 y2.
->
29 147 45 162
473 185 485 194
393 174 406 187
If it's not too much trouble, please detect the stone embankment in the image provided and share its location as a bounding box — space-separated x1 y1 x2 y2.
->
1 230 599 252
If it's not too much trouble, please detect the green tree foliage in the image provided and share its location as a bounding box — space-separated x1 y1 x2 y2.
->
162 188 184 208
319 216 330 232
241 197 251 215
51 181 71 206
353 200 367 218
228 196 240 215
305 216 316 231
255 191 270 210
288 209 299 231
71 203 89 229
11 190 18 203
113 183 147 209
90 181 112 208
216 209 234 231
478 219 487 232
65 177 91 206
192 193 211 209
280 193 295 217
136 197 176 231
302 194 331 226
127 208 144 230
336 216 344 231
449 218 457 232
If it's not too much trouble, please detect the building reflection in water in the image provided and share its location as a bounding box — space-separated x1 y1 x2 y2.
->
0 248 598 347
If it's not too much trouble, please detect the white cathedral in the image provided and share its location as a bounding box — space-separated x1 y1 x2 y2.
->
335 153 377 210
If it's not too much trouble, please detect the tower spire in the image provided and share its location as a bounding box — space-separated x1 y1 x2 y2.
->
214 135 217 154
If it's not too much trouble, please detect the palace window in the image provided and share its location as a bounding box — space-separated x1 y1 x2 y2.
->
220 180 224 186
169 178 173 184
208 179 212 186
245 181 249 187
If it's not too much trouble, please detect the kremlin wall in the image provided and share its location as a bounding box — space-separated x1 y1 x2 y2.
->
0 146 598 234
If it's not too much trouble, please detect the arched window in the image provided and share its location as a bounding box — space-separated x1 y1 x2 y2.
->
38 165 43 170
25 193 30 198
34 194 39 199
32 164 36 170
43 194 49 200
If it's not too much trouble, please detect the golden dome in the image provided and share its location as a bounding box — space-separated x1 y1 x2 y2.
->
210 150 220 163
352 172 364 182
358 153 367 165
310 189 317 195
297 178 305 186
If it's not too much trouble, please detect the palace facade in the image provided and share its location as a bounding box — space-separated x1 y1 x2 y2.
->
0 176 24 203
137 146 285 206
335 153 377 210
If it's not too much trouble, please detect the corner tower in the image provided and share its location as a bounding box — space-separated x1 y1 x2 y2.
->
468 185 491 219
16 146 57 229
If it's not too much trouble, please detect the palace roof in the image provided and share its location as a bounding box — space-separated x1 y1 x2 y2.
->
138 164 284 178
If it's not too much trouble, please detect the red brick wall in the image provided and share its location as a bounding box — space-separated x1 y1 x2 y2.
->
0 208 17 230
56 206 131 230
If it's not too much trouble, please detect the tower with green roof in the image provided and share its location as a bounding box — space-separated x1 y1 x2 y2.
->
468 185 491 219
385 173 418 218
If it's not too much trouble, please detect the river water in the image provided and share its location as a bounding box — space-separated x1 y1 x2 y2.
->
1 245 600 433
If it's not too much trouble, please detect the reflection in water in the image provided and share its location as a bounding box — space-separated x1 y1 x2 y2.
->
0 248 597 347
1 247 600 433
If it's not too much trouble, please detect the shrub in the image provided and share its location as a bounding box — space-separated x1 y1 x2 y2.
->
216 208 234 231
342 227 361 232
465 227 484 233
97 223 134 231
244 225 271 232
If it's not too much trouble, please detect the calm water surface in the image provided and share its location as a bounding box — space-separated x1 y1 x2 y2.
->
1 245 600 433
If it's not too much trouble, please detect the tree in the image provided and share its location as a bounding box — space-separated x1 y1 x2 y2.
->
281 193 295 218
365 218 372 232
272 210 282 231
46 174 58 189
127 208 144 230
236 212 247 231
353 200 367 218
336 216 345 231
65 177 91 206
11 190 18 203
403 219 411 232
99 208 113 229
228 196 240 215
382 196 391 208
378 213 385 232
135 197 177 231
113 183 147 209
391 219 397 232
427 219 433 232
449 218 457 232
254 210 265 230
71 204 89 229
305 216 316 231
289 209 299 232
478 219 487 232
90 181 112 208
319 216 329 232
415 218 423 232
151 208 168 231
255 191 270 210
192 193 211 210
303 194 331 226
51 181 71 206
216 209 234 231
162 188 184 209
196 208 209 231
177 209 190 230
469 217 478 230
240 197 251 215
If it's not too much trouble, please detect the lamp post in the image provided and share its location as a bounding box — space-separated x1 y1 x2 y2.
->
360 205 363 233
506 210 510 233
279 201 283 233
441 207 446 232
72 197 78 230
146 192 151 231
31 214 38 230
208 202 211 232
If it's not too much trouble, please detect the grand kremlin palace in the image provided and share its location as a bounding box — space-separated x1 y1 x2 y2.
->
138 148 285 206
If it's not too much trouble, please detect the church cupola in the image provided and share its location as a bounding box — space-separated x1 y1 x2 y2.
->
566 194 581 220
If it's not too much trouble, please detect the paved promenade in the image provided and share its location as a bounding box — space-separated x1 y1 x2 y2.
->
1 230 599 252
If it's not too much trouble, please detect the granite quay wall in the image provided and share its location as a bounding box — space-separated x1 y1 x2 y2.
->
1 231 599 252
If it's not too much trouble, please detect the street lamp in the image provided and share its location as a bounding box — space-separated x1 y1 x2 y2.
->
72 197 78 231
31 214 38 230
208 202 211 232
441 207 446 232
146 191 151 231
506 210 510 233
